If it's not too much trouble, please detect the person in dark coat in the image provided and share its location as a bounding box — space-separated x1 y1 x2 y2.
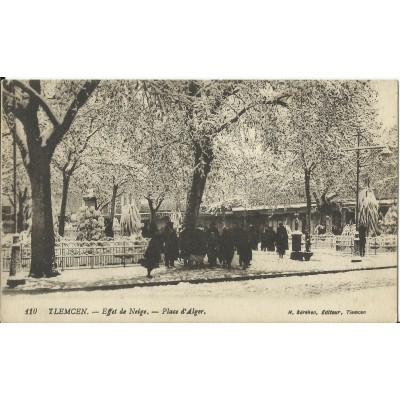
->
192 226 207 267
234 224 246 265
231 223 240 251
238 229 252 268
142 236 162 278
207 230 219 267
266 227 276 252
208 221 219 236
164 224 179 267
260 228 267 251
358 224 368 257
249 225 260 250
276 223 289 259
179 226 194 267
219 227 235 268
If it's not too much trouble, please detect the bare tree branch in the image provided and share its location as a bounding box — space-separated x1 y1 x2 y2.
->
51 157 64 171
47 80 100 151
155 194 165 211
8 80 62 127
216 94 290 135
77 124 105 155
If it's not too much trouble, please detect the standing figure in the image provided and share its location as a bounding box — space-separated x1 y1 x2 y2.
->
276 223 289 259
207 230 220 267
179 226 194 267
234 224 245 265
358 223 368 257
164 223 179 267
238 232 252 268
266 227 276 252
231 223 240 251
219 227 235 268
191 225 207 267
260 228 267 251
249 225 260 250
208 221 219 236
142 236 162 278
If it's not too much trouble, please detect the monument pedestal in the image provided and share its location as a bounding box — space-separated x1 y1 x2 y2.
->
290 230 313 261
290 230 303 261
7 235 26 287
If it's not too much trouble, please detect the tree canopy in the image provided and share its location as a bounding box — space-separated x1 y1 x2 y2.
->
1 79 396 277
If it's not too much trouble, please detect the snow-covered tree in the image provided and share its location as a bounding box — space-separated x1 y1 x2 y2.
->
72 81 145 231
1 80 99 277
261 81 381 241
131 112 191 222
358 187 380 235
52 113 105 236
143 80 290 228
76 206 104 241
1 120 31 233
120 197 142 236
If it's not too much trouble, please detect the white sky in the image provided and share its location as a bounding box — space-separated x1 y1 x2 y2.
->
374 80 398 130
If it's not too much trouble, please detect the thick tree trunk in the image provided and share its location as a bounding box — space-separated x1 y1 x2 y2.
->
304 168 312 251
58 172 70 236
146 197 164 223
147 198 156 223
183 143 212 228
5 79 99 278
150 209 156 223
184 173 208 229
28 159 56 277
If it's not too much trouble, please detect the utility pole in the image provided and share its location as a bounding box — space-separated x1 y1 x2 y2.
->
343 132 386 229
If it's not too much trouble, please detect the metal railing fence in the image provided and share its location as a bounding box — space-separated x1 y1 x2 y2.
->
1 240 147 272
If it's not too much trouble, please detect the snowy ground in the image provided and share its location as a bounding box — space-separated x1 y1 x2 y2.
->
1 249 397 322
1 248 397 293
1 268 396 322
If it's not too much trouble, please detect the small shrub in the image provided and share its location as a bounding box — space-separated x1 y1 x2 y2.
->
76 206 105 241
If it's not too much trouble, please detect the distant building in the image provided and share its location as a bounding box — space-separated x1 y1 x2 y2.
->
3 188 394 237
197 197 395 235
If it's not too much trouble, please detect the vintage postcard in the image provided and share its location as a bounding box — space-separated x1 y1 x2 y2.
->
0 79 398 322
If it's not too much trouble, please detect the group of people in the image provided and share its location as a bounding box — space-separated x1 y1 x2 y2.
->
260 224 289 259
142 222 254 278
178 223 253 269
141 220 290 278
141 221 179 277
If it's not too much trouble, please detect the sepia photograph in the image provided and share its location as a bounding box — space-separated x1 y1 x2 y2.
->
2 3 400 400
0 79 398 322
